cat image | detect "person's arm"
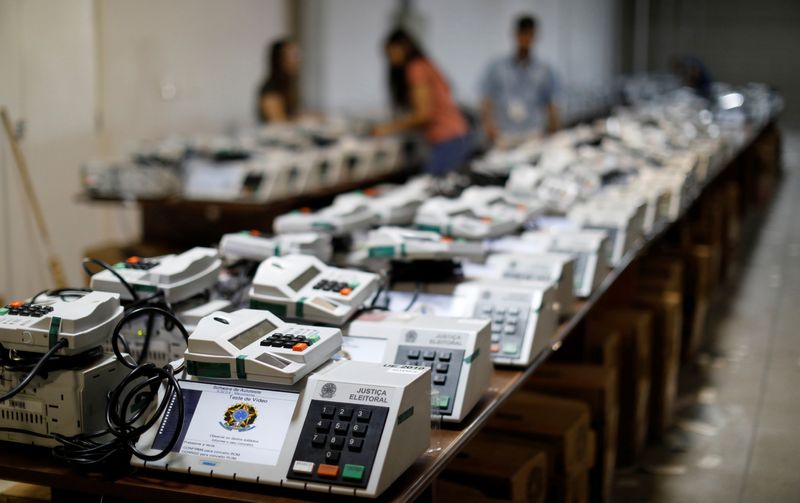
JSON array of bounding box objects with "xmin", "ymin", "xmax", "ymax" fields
[
  {"xmin": 546, "ymin": 101, "xmax": 560, "ymax": 134},
  {"xmin": 480, "ymin": 98, "xmax": 500, "ymax": 143},
  {"xmin": 373, "ymin": 81, "xmax": 433, "ymax": 136},
  {"xmin": 544, "ymin": 66, "xmax": 561, "ymax": 134},
  {"xmin": 261, "ymin": 92, "xmax": 288, "ymax": 123},
  {"xmin": 479, "ymin": 61, "xmax": 500, "ymax": 143}
]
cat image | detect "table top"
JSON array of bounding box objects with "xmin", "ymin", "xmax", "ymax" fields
[{"xmin": 3, "ymin": 123, "xmax": 770, "ymax": 502}]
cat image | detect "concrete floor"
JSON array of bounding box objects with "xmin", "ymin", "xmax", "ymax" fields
[{"xmin": 614, "ymin": 128, "xmax": 800, "ymax": 502}]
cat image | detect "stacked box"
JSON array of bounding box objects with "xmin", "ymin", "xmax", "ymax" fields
[
  {"xmin": 440, "ymin": 434, "xmax": 548, "ymax": 503},
  {"xmin": 435, "ymin": 480, "xmax": 508, "ymax": 502},
  {"xmin": 585, "ymin": 310, "xmax": 651, "ymax": 466},
  {"xmin": 634, "ymin": 291, "xmax": 682, "ymax": 439},
  {"xmin": 524, "ymin": 363, "xmax": 618, "ymax": 503},
  {"xmin": 486, "ymin": 392, "xmax": 591, "ymax": 503}
]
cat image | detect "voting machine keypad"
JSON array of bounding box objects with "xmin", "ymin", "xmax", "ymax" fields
[
  {"xmin": 395, "ymin": 346, "xmax": 464, "ymax": 416},
  {"xmin": 116, "ymin": 257, "xmax": 159, "ymax": 270},
  {"xmin": 0, "ymin": 302, "xmax": 54, "ymax": 318},
  {"xmin": 260, "ymin": 333, "xmax": 319, "ymax": 352},
  {"xmin": 288, "ymin": 400, "xmax": 388, "ymax": 488},
  {"xmin": 474, "ymin": 303, "xmax": 531, "ymax": 359},
  {"xmin": 312, "ymin": 279, "xmax": 359, "ymax": 296}
]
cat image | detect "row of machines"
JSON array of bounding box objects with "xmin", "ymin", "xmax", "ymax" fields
[
  {"xmin": 0, "ymin": 82, "xmax": 777, "ymax": 498},
  {"xmin": 82, "ymin": 120, "xmax": 419, "ymax": 202}
]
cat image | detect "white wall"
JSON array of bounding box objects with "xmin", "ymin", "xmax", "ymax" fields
[
  {"xmin": 0, "ymin": 0, "xmax": 288, "ymax": 299},
  {"xmin": 97, "ymin": 0, "xmax": 288, "ymax": 155},
  {"xmin": 301, "ymin": 0, "xmax": 621, "ymax": 114}
]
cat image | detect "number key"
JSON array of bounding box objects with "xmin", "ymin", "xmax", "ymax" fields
[
  {"xmin": 329, "ymin": 436, "xmax": 345, "ymax": 450},
  {"xmin": 312, "ymin": 433, "xmax": 327, "ymax": 447},
  {"xmin": 348, "ymin": 437, "xmax": 363, "ymax": 452},
  {"xmin": 356, "ymin": 408, "xmax": 372, "ymax": 422},
  {"xmin": 338, "ymin": 407, "xmax": 353, "ymax": 420},
  {"xmin": 334, "ymin": 421, "xmax": 349, "ymax": 434},
  {"xmin": 352, "ymin": 423, "xmax": 368, "ymax": 437}
]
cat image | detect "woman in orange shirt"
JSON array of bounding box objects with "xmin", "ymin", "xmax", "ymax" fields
[{"xmin": 372, "ymin": 29, "xmax": 470, "ymax": 177}]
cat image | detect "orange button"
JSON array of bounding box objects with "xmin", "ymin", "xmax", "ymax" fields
[
  {"xmin": 292, "ymin": 343, "xmax": 309, "ymax": 352},
  {"xmin": 317, "ymin": 464, "xmax": 340, "ymax": 478},
  {"xmin": 440, "ymin": 236, "xmax": 454, "ymax": 243},
  {"xmin": 249, "ymin": 229, "xmax": 261, "ymax": 236},
  {"xmin": 491, "ymin": 343, "xmax": 500, "ymax": 353},
  {"xmin": 364, "ymin": 187, "xmax": 379, "ymax": 197},
  {"xmin": 126, "ymin": 256, "xmax": 140, "ymax": 264},
  {"xmin": 300, "ymin": 207, "xmax": 312, "ymax": 214},
  {"xmin": 339, "ymin": 287, "xmax": 353, "ymax": 296},
  {"xmin": 9, "ymin": 300, "xmax": 23, "ymax": 309},
  {"xmin": 481, "ymin": 217, "xmax": 493, "ymax": 224}
]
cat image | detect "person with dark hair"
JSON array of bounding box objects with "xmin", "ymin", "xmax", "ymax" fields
[
  {"xmin": 673, "ymin": 55, "xmax": 713, "ymax": 101},
  {"xmin": 372, "ymin": 28, "xmax": 469, "ymax": 177},
  {"xmin": 480, "ymin": 14, "xmax": 560, "ymax": 144},
  {"xmin": 257, "ymin": 38, "xmax": 300, "ymax": 123}
]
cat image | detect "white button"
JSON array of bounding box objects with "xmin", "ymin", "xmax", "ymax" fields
[{"xmin": 293, "ymin": 460, "xmax": 315, "ymax": 474}]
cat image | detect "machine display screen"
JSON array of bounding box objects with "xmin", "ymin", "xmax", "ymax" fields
[
  {"xmin": 153, "ymin": 381, "xmax": 299, "ymax": 466},
  {"xmin": 228, "ymin": 319, "xmax": 276, "ymax": 350},
  {"xmin": 288, "ymin": 266, "xmax": 321, "ymax": 291}
]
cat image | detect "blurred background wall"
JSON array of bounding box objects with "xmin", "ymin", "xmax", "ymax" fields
[
  {"xmin": 0, "ymin": 0, "xmax": 286, "ymax": 295},
  {"xmin": 624, "ymin": 0, "xmax": 800, "ymax": 127}
]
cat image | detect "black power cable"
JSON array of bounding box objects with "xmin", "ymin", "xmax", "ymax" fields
[
  {"xmin": 82, "ymin": 257, "xmax": 139, "ymax": 301},
  {"xmin": 48, "ymin": 306, "xmax": 190, "ymax": 466},
  {"xmin": 0, "ymin": 339, "xmax": 68, "ymax": 403}
]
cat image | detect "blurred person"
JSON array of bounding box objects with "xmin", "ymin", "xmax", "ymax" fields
[
  {"xmin": 673, "ymin": 56, "xmax": 713, "ymax": 101},
  {"xmin": 257, "ymin": 38, "xmax": 300, "ymax": 123},
  {"xmin": 372, "ymin": 28, "xmax": 470, "ymax": 178},
  {"xmin": 480, "ymin": 15, "xmax": 560, "ymax": 144}
]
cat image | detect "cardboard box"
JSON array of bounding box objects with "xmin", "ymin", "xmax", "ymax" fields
[
  {"xmin": 586, "ymin": 309, "xmax": 652, "ymax": 466},
  {"xmin": 442, "ymin": 434, "xmax": 548, "ymax": 503},
  {"xmin": 435, "ymin": 480, "xmax": 508, "ymax": 503},
  {"xmin": 639, "ymin": 256, "xmax": 684, "ymax": 295},
  {"xmin": 524, "ymin": 363, "xmax": 619, "ymax": 502},
  {"xmin": 581, "ymin": 330, "xmax": 621, "ymax": 370},
  {"xmin": 525, "ymin": 363, "xmax": 618, "ymax": 431},
  {"xmin": 0, "ymin": 484, "xmax": 50, "ymax": 503},
  {"xmin": 634, "ymin": 291, "xmax": 682, "ymax": 439},
  {"xmin": 550, "ymin": 469, "xmax": 589, "ymax": 503},
  {"xmin": 487, "ymin": 392, "xmax": 591, "ymax": 476}
]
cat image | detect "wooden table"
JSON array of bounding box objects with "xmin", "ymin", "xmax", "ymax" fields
[
  {"xmin": 84, "ymin": 170, "xmax": 412, "ymax": 250},
  {"xmin": 23, "ymin": 122, "xmax": 775, "ymax": 502}
]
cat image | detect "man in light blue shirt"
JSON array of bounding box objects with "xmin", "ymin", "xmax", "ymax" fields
[{"xmin": 480, "ymin": 15, "xmax": 560, "ymax": 144}]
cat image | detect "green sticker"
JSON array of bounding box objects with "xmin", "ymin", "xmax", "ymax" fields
[
  {"xmin": 236, "ymin": 355, "xmax": 247, "ymax": 379},
  {"xmin": 368, "ymin": 246, "xmax": 396, "ymax": 258},
  {"xmin": 48, "ymin": 316, "xmax": 62, "ymax": 349},
  {"xmin": 397, "ymin": 406, "xmax": 414, "ymax": 425}
]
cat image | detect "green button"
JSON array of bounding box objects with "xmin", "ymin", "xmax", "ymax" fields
[
  {"xmin": 112, "ymin": 262, "xmax": 126, "ymax": 269},
  {"xmin": 308, "ymin": 335, "xmax": 320, "ymax": 344},
  {"xmin": 239, "ymin": 230, "xmax": 250, "ymax": 235},
  {"xmin": 432, "ymin": 395, "xmax": 451, "ymax": 409},
  {"xmin": 0, "ymin": 308, "xmax": 7, "ymax": 316},
  {"xmin": 342, "ymin": 464, "xmax": 365, "ymax": 482},
  {"xmin": 502, "ymin": 342, "xmax": 518, "ymax": 355}
]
